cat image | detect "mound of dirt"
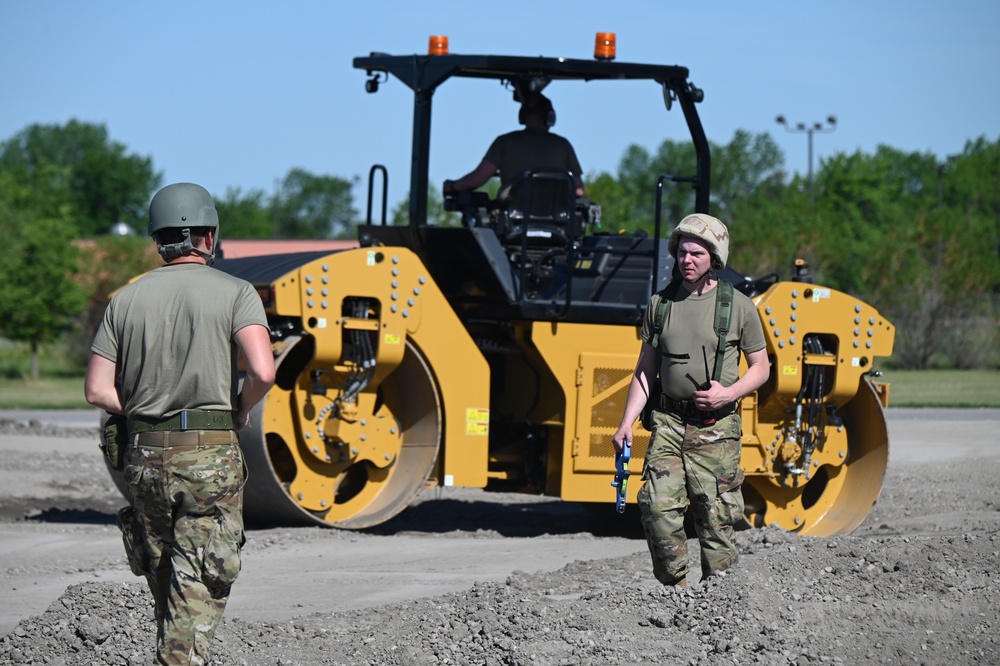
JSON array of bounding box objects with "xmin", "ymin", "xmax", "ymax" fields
[
  {"xmin": 2, "ymin": 527, "xmax": 998, "ymax": 665},
  {"xmin": 1, "ymin": 411, "xmax": 999, "ymax": 665}
]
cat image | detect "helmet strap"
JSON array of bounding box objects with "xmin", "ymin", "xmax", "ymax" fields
[
  {"xmin": 682, "ymin": 268, "xmax": 715, "ymax": 292},
  {"xmin": 190, "ymin": 247, "xmax": 215, "ymax": 266},
  {"xmin": 682, "ymin": 266, "xmax": 709, "ymax": 284},
  {"xmin": 156, "ymin": 228, "xmax": 215, "ymax": 266}
]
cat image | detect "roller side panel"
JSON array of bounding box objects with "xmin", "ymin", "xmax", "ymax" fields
[{"xmin": 225, "ymin": 248, "xmax": 491, "ymax": 528}]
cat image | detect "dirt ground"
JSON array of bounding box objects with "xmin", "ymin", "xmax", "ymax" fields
[{"xmin": 0, "ymin": 408, "xmax": 998, "ymax": 665}]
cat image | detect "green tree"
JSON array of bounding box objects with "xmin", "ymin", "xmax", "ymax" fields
[
  {"xmin": 586, "ymin": 130, "xmax": 782, "ymax": 236},
  {"xmin": 389, "ymin": 185, "xmax": 462, "ymax": 227},
  {"xmin": 274, "ymin": 168, "xmax": 358, "ymax": 239},
  {"xmin": 882, "ymin": 140, "xmax": 1000, "ymax": 369},
  {"xmin": 727, "ymin": 173, "xmax": 816, "ymax": 281},
  {"xmin": 590, "ymin": 143, "xmax": 669, "ymax": 234},
  {"xmin": 215, "ymin": 187, "xmax": 275, "ymax": 239},
  {"xmin": 582, "ymin": 130, "xmax": 999, "ymax": 369},
  {"xmin": 0, "ymin": 120, "xmax": 161, "ymax": 237},
  {"xmin": 70, "ymin": 235, "xmax": 161, "ymax": 368},
  {"xmin": 738, "ymin": 139, "xmax": 999, "ymax": 369},
  {"xmin": 0, "ymin": 194, "xmax": 88, "ymax": 379},
  {"xmin": 711, "ymin": 130, "xmax": 784, "ymax": 220}
]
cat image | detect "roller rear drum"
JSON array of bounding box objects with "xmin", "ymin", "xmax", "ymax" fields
[{"xmin": 241, "ymin": 336, "xmax": 442, "ymax": 529}]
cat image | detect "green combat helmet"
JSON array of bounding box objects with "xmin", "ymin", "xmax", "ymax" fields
[
  {"xmin": 668, "ymin": 213, "xmax": 730, "ymax": 269},
  {"xmin": 148, "ymin": 182, "xmax": 220, "ymax": 265}
]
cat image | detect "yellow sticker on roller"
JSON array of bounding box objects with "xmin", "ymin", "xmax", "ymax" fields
[
  {"xmin": 384, "ymin": 333, "xmax": 401, "ymax": 345},
  {"xmin": 783, "ymin": 365, "xmax": 799, "ymax": 376},
  {"xmin": 465, "ymin": 408, "xmax": 489, "ymax": 436},
  {"xmin": 466, "ymin": 422, "xmax": 489, "ymax": 436},
  {"xmin": 466, "ymin": 408, "xmax": 489, "ymax": 422}
]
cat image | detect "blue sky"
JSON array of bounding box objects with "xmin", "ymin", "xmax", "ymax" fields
[{"xmin": 2, "ymin": 1, "xmax": 997, "ymax": 215}]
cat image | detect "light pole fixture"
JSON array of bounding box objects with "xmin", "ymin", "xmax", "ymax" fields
[{"xmin": 775, "ymin": 114, "xmax": 837, "ymax": 204}]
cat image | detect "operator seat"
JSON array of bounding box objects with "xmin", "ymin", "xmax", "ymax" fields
[
  {"xmin": 493, "ymin": 169, "xmax": 580, "ymax": 299},
  {"xmin": 497, "ymin": 169, "xmax": 578, "ymax": 248}
]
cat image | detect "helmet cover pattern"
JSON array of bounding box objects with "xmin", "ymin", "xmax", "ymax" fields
[{"xmin": 668, "ymin": 213, "xmax": 730, "ymax": 269}]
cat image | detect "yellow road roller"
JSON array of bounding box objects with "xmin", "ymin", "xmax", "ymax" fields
[{"xmin": 206, "ymin": 37, "xmax": 895, "ymax": 534}]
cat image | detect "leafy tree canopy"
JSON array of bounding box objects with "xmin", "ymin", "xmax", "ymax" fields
[
  {"xmin": 586, "ymin": 130, "xmax": 783, "ymax": 235},
  {"xmin": 0, "ymin": 120, "xmax": 160, "ymax": 237},
  {"xmin": 274, "ymin": 168, "xmax": 358, "ymax": 239},
  {"xmin": 390, "ymin": 186, "xmax": 462, "ymax": 228},
  {"xmin": 215, "ymin": 170, "xmax": 360, "ymax": 240},
  {"xmin": 0, "ymin": 177, "xmax": 88, "ymax": 377},
  {"xmin": 215, "ymin": 187, "xmax": 274, "ymax": 239}
]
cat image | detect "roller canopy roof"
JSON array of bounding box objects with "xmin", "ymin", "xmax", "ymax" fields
[{"xmin": 353, "ymin": 52, "xmax": 693, "ymax": 92}]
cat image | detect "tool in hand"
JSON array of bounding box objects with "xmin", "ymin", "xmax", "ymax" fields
[{"xmin": 611, "ymin": 443, "xmax": 631, "ymax": 513}]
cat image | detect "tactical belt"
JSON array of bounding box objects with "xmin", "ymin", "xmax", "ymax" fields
[
  {"xmin": 128, "ymin": 410, "xmax": 236, "ymax": 434},
  {"xmin": 134, "ymin": 430, "xmax": 236, "ymax": 448},
  {"xmin": 658, "ymin": 395, "xmax": 736, "ymax": 422}
]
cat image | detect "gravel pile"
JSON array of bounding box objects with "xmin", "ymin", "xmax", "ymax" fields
[
  {"xmin": 3, "ymin": 526, "xmax": 998, "ymax": 665},
  {"xmin": 3, "ymin": 414, "xmax": 999, "ymax": 665},
  {"xmin": 0, "ymin": 418, "xmax": 98, "ymax": 441}
]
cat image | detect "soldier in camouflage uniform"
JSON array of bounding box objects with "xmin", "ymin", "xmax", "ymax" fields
[
  {"xmin": 85, "ymin": 182, "xmax": 275, "ymax": 664},
  {"xmin": 611, "ymin": 214, "xmax": 769, "ymax": 587}
]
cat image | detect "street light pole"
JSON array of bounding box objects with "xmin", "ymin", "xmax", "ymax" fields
[{"xmin": 775, "ymin": 114, "xmax": 837, "ymax": 205}]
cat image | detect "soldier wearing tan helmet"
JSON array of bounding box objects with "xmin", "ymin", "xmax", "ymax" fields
[
  {"xmin": 611, "ymin": 213, "xmax": 770, "ymax": 587},
  {"xmin": 85, "ymin": 182, "xmax": 275, "ymax": 663}
]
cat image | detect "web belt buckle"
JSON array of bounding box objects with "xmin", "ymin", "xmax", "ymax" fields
[{"xmin": 697, "ymin": 403, "xmax": 737, "ymax": 426}]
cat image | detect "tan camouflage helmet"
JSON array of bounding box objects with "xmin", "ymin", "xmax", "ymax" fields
[{"xmin": 668, "ymin": 213, "xmax": 730, "ymax": 269}]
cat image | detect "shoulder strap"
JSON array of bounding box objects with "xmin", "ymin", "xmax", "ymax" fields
[
  {"xmin": 652, "ymin": 279, "xmax": 733, "ymax": 383},
  {"xmin": 651, "ymin": 280, "xmax": 681, "ymax": 353},
  {"xmin": 712, "ymin": 280, "xmax": 734, "ymax": 382}
]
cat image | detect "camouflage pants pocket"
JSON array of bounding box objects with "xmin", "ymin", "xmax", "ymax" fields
[
  {"xmin": 100, "ymin": 413, "xmax": 128, "ymax": 471},
  {"xmin": 714, "ymin": 468, "xmax": 746, "ymax": 527},
  {"xmin": 115, "ymin": 506, "xmax": 149, "ymax": 577},
  {"xmin": 200, "ymin": 512, "xmax": 244, "ymax": 593}
]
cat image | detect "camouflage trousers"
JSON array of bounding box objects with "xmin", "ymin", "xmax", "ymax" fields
[
  {"xmin": 116, "ymin": 430, "xmax": 246, "ymax": 665},
  {"xmin": 636, "ymin": 409, "xmax": 745, "ymax": 585}
]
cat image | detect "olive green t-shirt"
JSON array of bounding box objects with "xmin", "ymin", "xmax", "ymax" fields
[
  {"xmin": 484, "ymin": 128, "xmax": 583, "ymax": 189},
  {"xmin": 640, "ymin": 283, "xmax": 766, "ymax": 400},
  {"xmin": 91, "ymin": 263, "xmax": 268, "ymax": 420}
]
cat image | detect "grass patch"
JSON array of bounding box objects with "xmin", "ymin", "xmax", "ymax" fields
[
  {"xmin": 0, "ymin": 377, "xmax": 89, "ymax": 409},
  {"xmin": 877, "ymin": 369, "xmax": 1000, "ymax": 408},
  {"xmin": 0, "ymin": 339, "xmax": 85, "ymax": 380}
]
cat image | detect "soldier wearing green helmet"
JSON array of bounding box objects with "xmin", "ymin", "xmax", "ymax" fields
[
  {"xmin": 85, "ymin": 182, "xmax": 275, "ymax": 663},
  {"xmin": 612, "ymin": 213, "xmax": 770, "ymax": 587},
  {"xmin": 147, "ymin": 181, "xmax": 221, "ymax": 262}
]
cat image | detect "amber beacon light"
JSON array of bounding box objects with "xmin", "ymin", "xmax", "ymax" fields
[
  {"xmin": 428, "ymin": 35, "xmax": 449, "ymax": 56},
  {"xmin": 594, "ymin": 32, "xmax": 616, "ymax": 60}
]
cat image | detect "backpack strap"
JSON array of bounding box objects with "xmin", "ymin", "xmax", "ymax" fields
[
  {"xmin": 650, "ymin": 280, "xmax": 681, "ymax": 354},
  {"xmin": 652, "ymin": 279, "xmax": 734, "ymax": 383},
  {"xmin": 711, "ymin": 280, "xmax": 734, "ymax": 382}
]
